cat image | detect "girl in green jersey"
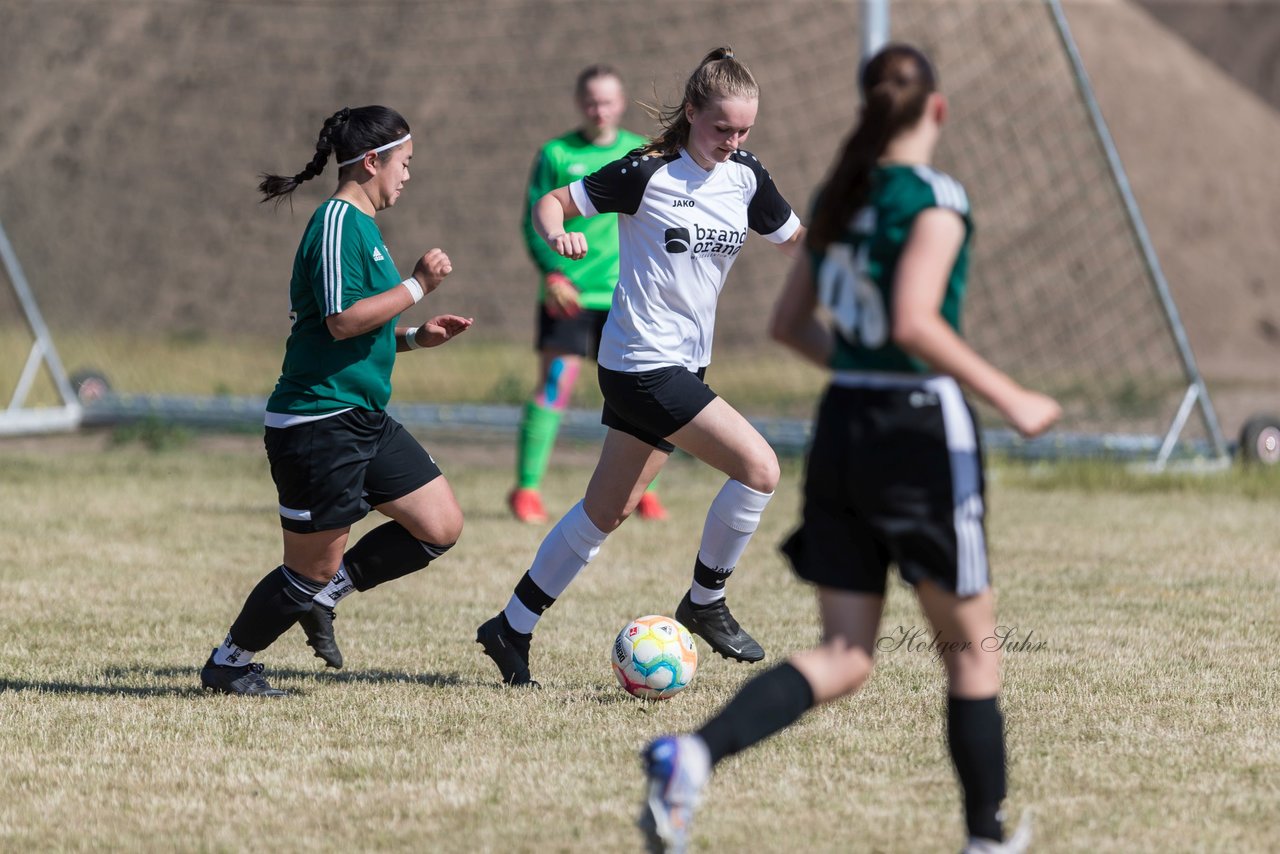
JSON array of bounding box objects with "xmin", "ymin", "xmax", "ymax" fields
[
  {"xmin": 639, "ymin": 45, "xmax": 1060, "ymax": 854},
  {"xmin": 200, "ymin": 106, "xmax": 473, "ymax": 696},
  {"xmin": 510, "ymin": 65, "xmax": 667, "ymax": 524}
]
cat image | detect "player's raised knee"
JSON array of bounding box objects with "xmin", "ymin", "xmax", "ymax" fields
[{"xmin": 741, "ymin": 452, "xmax": 780, "ymax": 494}]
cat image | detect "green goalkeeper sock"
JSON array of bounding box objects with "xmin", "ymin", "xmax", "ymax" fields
[{"xmin": 517, "ymin": 401, "xmax": 563, "ymax": 490}]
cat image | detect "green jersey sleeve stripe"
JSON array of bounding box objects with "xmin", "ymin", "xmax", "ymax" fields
[
  {"xmin": 912, "ymin": 165, "xmax": 970, "ymax": 214},
  {"xmin": 321, "ymin": 202, "xmax": 332, "ymax": 313},
  {"xmin": 322, "ymin": 200, "xmax": 349, "ymax": 316},
  {"xmin": 323, "ymin": 201, "xmax": 335, "ymax": 314}
]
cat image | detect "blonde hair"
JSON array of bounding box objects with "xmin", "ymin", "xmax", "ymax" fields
[{"xmin": 641, "ymin": 47, "xmax": 758, "ymax": 157}]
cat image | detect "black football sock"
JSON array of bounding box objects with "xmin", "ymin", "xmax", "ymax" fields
[
  {"xmin": 502, "ymin": 572, "xmax": 555, "ymax": 636},
  {"xmin": 689, "ymin": 556, "xmax": 733, "ymax": 607},
  {"xmin": 226, "ymin": 565, "xmax": 324, "ymax": 653},
  {"xmin": 947, "ymin": 695, "xmax": 1008, "ymax": 842},
  {"xmin": 498, "ymin": 611, "xmax": 531, "ymax": 656},
  {"xmin": 696, "ymin": 662, "xmax": 816, "ymax": 766},
  {"xmin": 343, "ymin": 521, "xmax": 453, "ymax": 592}
]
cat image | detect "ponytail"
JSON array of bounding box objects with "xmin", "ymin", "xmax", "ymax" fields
[
  {"xmin": 807, "ymin": 44, "xmax": 937, "ymax": 251},
  {"xmin": 641, "ymin": 46, "xmax": 758, "ymax": 158},
  {"xmin": 258, "ymin": 105, "xmax": 410, "ymax": 206},
  {"xmin": 257, "ymin": 107, "xmax": 349, "ymax": 205}
]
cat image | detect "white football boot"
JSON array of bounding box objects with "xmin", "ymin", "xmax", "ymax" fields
[
  {"xmin": 962, "ymin": 808, "xmax": 1034, "ymax": 854},
  {"xmin": 638, "ymin": 734, "xmax": 712, "ymax": 854}
]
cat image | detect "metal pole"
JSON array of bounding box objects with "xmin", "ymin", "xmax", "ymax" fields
[
  {"xmin": 8, "ymin": 341, "xmax": 45, "ymax": 411},
  {"xmin": 1154, "ymin": 384, "xmax": 1200, "ymax": 471},
  {"xmin": 0, "ymin": 219, "xmax": 82, "ymax": 425},
  {"xmin": 1047, "ymin": 0, "xmax": 1229, "ymax": 462},
  {"xmin": 861, "ymin": 0, "xmax": 890, "ymax": 70}
]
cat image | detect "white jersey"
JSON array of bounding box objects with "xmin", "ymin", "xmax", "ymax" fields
[{"xmin": 569, "ymin": 147, "xmax": 800, "ymax": 372}]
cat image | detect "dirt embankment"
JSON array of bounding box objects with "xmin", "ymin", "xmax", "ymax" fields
[
  {"xmin": 0, "ymin": 0, "xmax": 1276, "ymax": 435},
  {"xmin": 1069, "ymin": 0, "xmax": 1280, "ymax": 434},
  {"xmin": 1136, "ymin": 0, "xmax": 1280, "ymax": 110}
]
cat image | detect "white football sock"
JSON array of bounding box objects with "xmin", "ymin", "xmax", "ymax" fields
[
  {"xmin": 690, "ymin": 479, "xmax": 773, "ymax": 605},
  {"xmin": 212, "ymin": 633, "xmax": 255, "ymax": 667},
  {"xmin": 313, "ymin": 563, "xmax": 355, "ymax": 609},
  {"xmin": 503, "ymin": 501, "xmax": 608, "ymax": 634}
]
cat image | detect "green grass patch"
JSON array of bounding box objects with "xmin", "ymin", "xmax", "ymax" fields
[{"xmin": 109, "ymin": 417, "xmax": 195, "ymax": 452}]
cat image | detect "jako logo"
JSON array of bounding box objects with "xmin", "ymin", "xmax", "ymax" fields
[{"xmin": 664, "ymin": 227, "xmax": 691, "ymax": 253}]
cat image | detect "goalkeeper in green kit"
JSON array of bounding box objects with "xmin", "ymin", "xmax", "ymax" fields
[{"xmin": 509, "ymin": 64, "xmax": 667, "ymax": 523}]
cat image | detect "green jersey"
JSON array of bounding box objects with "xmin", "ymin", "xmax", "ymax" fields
[
  {"xmin": 811, "ymin": 164, "xmax": 973, "ymax": 373},
  {"xmin": 267, "ymin": 199, "xmax": 402, "ymax": 415},
  {"xmin": 522, "ymin": 128, "xmax": 648, "ymax": 311}
]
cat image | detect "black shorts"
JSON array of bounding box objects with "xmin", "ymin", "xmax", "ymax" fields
[
  {"xmin": 264, "ymin": 410, "xmax": 442, "ymax": 534},
  {"xmin": 536, "ymin": 304, "xmax": 610, "ymax": 358},
  {"xmin": 781, "ymin": 374, "xmax": 989, "ymax": 597},
  {"xmin": 597, "ymin": 364, "xmax": 717, "ymax": 453}
]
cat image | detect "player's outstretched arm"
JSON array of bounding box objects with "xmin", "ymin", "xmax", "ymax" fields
[
  {"xmin": 893, "ymin": 209, "xmax": 1061, "ymax": 439},
  {"xmin": 769, "ymin": 254, "xmax": 833, "ymax": 369},
  {"xmin": 532, "ymin": 187, "xmax": 589, "ymax": 260}
]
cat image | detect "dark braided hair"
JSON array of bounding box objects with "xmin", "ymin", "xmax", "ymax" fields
[
  {"xmin": 258, "ymin": 105, "xmax": 411, "ymax": 206},
  {"xmin": 640, "ymin": 47, "xmax": 758, "ymax": 158},
  {"xmin": 807, "ymin": 45, "xmax": 937, "ymax": 250}
]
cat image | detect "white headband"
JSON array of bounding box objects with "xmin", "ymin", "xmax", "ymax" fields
[{"xmin": 336, "ymin": 133, "xmax": 412, "ymax": 168}]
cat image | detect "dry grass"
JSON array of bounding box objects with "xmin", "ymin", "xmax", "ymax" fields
[{"xmin": 1, "ymin": 435, "xmax": 1277, "ymax": 852}]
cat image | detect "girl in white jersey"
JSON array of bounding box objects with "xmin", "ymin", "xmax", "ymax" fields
[{"xmin": 477, "ymin": 47, "xmax": 805, "ymax": 687}]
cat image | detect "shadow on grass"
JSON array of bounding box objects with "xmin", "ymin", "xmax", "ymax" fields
[
  {"xmin": 0, "ymin": 665, "xmax": 468, "ymax": 698},
  {"xmin": 0, "ymin": 678, "xmax": 203, "ymax": 698}
]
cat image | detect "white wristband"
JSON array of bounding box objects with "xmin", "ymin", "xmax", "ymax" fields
[
  {"xmin": 402, "ymin": 277, "xmax": 425, "ymax": 304},
  {"xmin": 404, "ymin": 327, "xmax": 422, "ymax": 350}
]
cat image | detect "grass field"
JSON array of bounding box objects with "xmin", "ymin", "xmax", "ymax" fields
[{"xmin": 1, "ymin": 433, "xmax": 1277, "ymax": 852}]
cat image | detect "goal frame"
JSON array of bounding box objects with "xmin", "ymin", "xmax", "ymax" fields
[
  {"xmin": 859, "ymin": 0, "xmax": 1229, "ymax": 469},
  {"xmin": 0, "ymin": 219, "xmax": 82, "ymax": 436}
]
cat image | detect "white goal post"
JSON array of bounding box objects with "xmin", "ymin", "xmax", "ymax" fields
[{"xmin": 0, "ymin": 219, "xmax": 82, "ymax": 436}]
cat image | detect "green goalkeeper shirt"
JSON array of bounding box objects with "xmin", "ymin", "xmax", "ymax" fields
[
  {"xmin": 811, "ymin": 164, "xmax": 974, "ymax": 374},
  {"xmin": 267, "ymin": 199, "xmax": 402, "ymax": 415},
  {"xmin": 522, "ymin": 128, "xmax": 648, "ymax": 311}
]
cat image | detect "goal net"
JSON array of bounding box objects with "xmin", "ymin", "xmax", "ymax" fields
[{"xmin": 1, "ymin": 0, "xmax": 1224, "ymax": 460}]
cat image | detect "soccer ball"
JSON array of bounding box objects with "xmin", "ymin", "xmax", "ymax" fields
[{"xmin": 611, "ymin": 615, "xmax": 698, "ymax": 700}]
